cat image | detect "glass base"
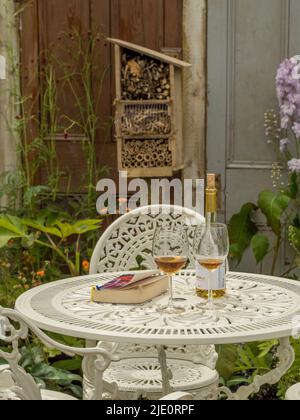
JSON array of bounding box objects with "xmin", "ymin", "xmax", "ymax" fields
[
  {"xmin": 158, "ymin": 304, "xmax": 185, "ymax": 315},
  {"xmin": 196, "ymin": 299, "xmax": 225, "ymax": 311},
  {"xmin": 173, "ymin": 297, "xmax": 187, "ymax": 302}
]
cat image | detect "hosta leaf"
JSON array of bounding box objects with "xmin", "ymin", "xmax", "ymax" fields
[
  {"xmin": 251, "ymin": 233, "xmax": 270, "ymax": 265},
  {"xmin": 52, "ymin": 358, "xmax": 82, "ymax": 372},
  {"xmin": 30, "ymin": 346, "xmax": 45, "ymax": 365},
  {"xmin": 67, "ymin": 384, "xmax": 82, "ymax": 399},
  {"xmin": 31, "ymin": 363, "xmax": 82, "ymax": 384},
  {"xmin": 258, "ymin": 190, "xmax": 290, "ymax": 235},
  {"xmin": 216, "ymin": 345, "xmax": 238, "ymax": 380},
  {"xmin": 228, "ymin": 203, "xmax": 258, "ymax": 264}
]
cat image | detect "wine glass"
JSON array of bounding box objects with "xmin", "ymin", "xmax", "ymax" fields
[
  {"xmin": 194, "ymin": 223, "xmax": 229, "ymax": 309},
  {"xmin": 153, "ymin": 223, "xmax": 189, "ymax": 314}
]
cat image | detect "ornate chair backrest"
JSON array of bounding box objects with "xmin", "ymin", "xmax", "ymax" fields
[
  {"xmin": 0, "ymin": 308, "xmax": 42, "ymax": 400},
  {"xmin": 90, "ymin": 205, "xmax": 204, "ymax": 274},
  {"xmin": 0, "ymin": 307, "xmax": 112, "ymax": 400}
]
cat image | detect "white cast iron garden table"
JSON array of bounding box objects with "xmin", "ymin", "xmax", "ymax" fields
[{"xmin": 15, "ymin": 271, "xmax": 300, "ymax": 400}]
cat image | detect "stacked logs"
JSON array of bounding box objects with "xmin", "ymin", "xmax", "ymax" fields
[
  {"xmin": 122, "ymin": 139, "xmax": 172, "ymax": 169},
  {"xmin": 121, "ymin": 50, "xmax": 171, "ymax": 100}
]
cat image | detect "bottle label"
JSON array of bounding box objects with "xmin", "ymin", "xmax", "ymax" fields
[{"xmin": 196, "ymin": 261, "xmax": 227, "ymax": 290}]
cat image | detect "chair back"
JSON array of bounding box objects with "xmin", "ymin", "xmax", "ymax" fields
[
  {"xmin": 90, "ymin": 205, "xmax": 204, "ymax": 274},
  {"xmin": 0, "ymin": 308, "xmax": 43, "ymax": 400}
]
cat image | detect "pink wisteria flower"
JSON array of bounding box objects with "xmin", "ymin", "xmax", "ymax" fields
[
  {"xmin": 280, "ymin": 138, "xmax": 290, "ymax": 153},
  {"xmin": 292, "ymin": 122, "xmax": 300, "ymax": 138},
  {"xmin": 288, "ymin": 159, "xmax": 300, "ymax": 173},
  {"xmin": 276, "ymin": 57, "xmax": 300, "ymax": 130}
]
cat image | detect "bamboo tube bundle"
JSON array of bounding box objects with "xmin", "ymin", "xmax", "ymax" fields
[{"xmin": 122, "ymin": 139, "xmax": 172, "ymax": 169}]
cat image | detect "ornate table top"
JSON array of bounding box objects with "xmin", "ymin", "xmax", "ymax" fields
[{"xmin": 15, "ymin": 271, "xmax": 300, "ymax": 345}]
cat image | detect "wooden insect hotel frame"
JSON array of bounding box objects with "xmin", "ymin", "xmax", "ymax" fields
[{"xmin": 108, "ymin": 38, "xmax": 191, "ymax": 178}]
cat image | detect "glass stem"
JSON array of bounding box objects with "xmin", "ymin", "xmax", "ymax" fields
[
  {"xmin": 208, "ymin": 271, "xmax": 213, "ymax": 308},
  {"xmin": 168, "ymin": 275, "xmax": 174, "ymax": 308}
]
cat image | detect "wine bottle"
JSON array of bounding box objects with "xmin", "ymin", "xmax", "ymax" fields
[{"xmin": 196, "ymin": 174, "xmax": 227, "ymax": 298}]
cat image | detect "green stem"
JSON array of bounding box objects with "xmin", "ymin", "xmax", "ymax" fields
[
  {"xmin": 271, "ymin": 235, "xmax": 281, "ymax": 276},
  {"xmin": 75, "ymin": 235, "xmax": 81, "ymax": 275},
  {"xmin": 281, "ymin": 265, "xmax": 297, "ymax": 278},
  {"xmin": 296, "ymin": 137, "xmax": 300, "ymax": 159},
  {"xmin": 35, "ymin": 238, "xmax": 77, "ymax": 276}
]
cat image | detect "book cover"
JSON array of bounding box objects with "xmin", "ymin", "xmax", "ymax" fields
[{"xmin": 91, "ymin": 271, "xmax": 169, "ymax": 304}]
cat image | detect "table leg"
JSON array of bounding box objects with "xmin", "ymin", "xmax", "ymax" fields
[
  {"xmin": 82, "ymin": 340, "xmax": 97, "ymax": 400},
  {"xmin": 219, "ymin": 337, "xmax": 295, "ymax": 400},
  {"xmin": 82, "ymin": 340, "xmax": 119, "ymax": 400},
  {"xmin": 157, "ymin": 346, "xmax": 173, "ymax": 396}
]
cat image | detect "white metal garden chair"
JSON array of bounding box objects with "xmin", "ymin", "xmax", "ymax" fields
[
  {"xmin": 89, "ymin": 205, "xmax": 219, "ymax": 400},
  {"xmin": 286, "ymin": 384, "xmax": 300, "ymax": 400},
  {"xmin": 0, "ymin": 306, "xmax": 113, "ymax": 401},
  {"xmin": 160, "ymin": 391, "xmax": 194, "ymax": 400}
]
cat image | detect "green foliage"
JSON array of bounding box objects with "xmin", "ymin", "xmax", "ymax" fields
[
  {"xmin": 130, "ymin": 255, "xmax": 148, "ymax": 271},
  {"xmin": 0, "ymin": 268, "xmax": 28, "ymax": 308},
  {"xmin": 289, "ymin": 172, "xmax": 299, "ymax": 199},
  {"xmin": 0, "ymin": 333, "xmax": 84, "ymax": 399},
  {"xmin": 217, "ymin": 341, "xmax": 275, "ymax": 384},
  {"xmin": 218, "ymin": 341, "xmax": 274, "ymax": 394},
  {"xmin": 234, "ymin": 342, "xmax": 275, "ymax": 374},
  {"xmin": 218, "ymin": 339, "xmax": 300, "ymax": 400},
  {"xmin": 0, "ymin": 213, "xmax": 102, "ymax": 278},
  {"xmin": 22, "ymin": 218, "xmax": 102, "ymax": 239},
  {"xmin": 251, "ymin": 233, "xmax": 270, "ymax": 265},
  {"xmin": 23, "ymin": 186, "xmax": 51, "ymax": 210},
  {"xmin": 224, "ymin": 65, "xmax": 300, "ymax": 399},
  {"xmin": 229, "ymin": 191, "xmax": 292, "ymax": 275},
  {"xmin": 0, "ymin": 17, "xmax": 111, "ymax": 399},
  {"xmin": 0, "ymin": 215, "xmax": 29, "ymax": 247},
  {"xmin": 289, "ymin": 225, "xmax": 300, "ymax": 255},
  {"xmin": 216, "ymin": 345, "xmax": 238, "ymax": 380},
  {"xmin": 228, "ymin": 203, "xmax": 258, "ymax": 265},
  {"xmin": 18, "ymin": 343, "xmax": 83, "ymax": 398},
  {"xmin": 258, "ymin": 191, "xmax": 290, "ymax": 236},
  {"xmin": 277, "ymin": 339, "xmax": 300, "ymax": 399}
]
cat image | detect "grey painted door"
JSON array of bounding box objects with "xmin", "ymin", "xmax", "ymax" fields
[{"xmin": 207, "ymin": 0, "xmax": 300, "ymax": 273}]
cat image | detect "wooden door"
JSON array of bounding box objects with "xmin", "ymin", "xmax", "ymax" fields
[
  {"xmin": 20, "ymin": 0, "xmax": 183, "ymax": 190},
  {"xmin": 207, "ymin": 0, "xmax": 300, "ymax": 274}
]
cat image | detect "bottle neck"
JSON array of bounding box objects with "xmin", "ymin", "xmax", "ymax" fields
[{"xmin": 205, "ymin": 188, "xmax": 217, "ymax": 223}]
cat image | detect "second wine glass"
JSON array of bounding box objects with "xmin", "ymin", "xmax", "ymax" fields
[
  {"xmin": 194, "ymin": 223, "xmax": 229, "ymax": 309},
  {"xmin": 153, "ymin": 223, "xmax": 189, "ymax": 314}
]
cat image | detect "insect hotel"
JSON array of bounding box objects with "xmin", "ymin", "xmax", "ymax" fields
[{"xmin": 108, "ymin": 38, "xmax": 191, "ymax": 177}]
